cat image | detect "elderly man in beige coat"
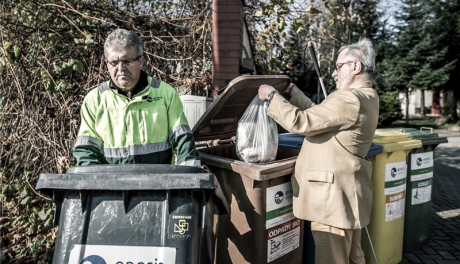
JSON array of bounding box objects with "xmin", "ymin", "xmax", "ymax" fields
[{"xmin": 259, "ymin": 38, "xmax": 379, "ymax": 264}]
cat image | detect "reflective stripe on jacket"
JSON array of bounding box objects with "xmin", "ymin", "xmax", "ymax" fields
[{"xmin": 73, "ymin": 76, "xmax": 200, "ymax": 166}]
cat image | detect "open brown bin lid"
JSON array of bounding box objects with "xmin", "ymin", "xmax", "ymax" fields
[
  {"xmin": 192, "ymin": 75, "xmax": 291, "ymax": 141},
  {"xmin": 193, "ymin": 75, "xmax": 297, "ymax": 181}
]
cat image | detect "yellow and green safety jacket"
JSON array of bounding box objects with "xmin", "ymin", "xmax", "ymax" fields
[{"xmin": 73, "ymin": 75, "xmax": 200, "ymax": 166}]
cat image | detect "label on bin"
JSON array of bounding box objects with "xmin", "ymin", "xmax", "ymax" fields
[
  {"xmin": 169, "ymin": 214, "xmax": 193, "ymax": 240},
  {"xmin": 410, "ymin": 152, "xmax": 434, "ymax": 205},
  {"xmin": 266, "ymin": 182, "xmax": 295, "ymax": 229},
  {"xmin": 68, "ymin": 244, "xmax": 176, "ymax": 264},
  {"xmin": 267, "ymin": 218, "xmax": 301, "ymax": 263},
  {"xmin": 384, "ymin": 161, "xmax": 407, "ymax": 221}
]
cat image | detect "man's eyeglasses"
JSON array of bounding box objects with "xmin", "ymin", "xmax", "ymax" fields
[
  {"xmin": 106, "ymin": 56, "xmax": 142, "ymax": 67},
  {"xmin": 334, "ymin": 61, "xmax": 355, "ymax": 72}
]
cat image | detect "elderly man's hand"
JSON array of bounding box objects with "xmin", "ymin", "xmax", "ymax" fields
[{"xmin": 258, "ymin": 84, "xmax": 276, "ymax": 101}]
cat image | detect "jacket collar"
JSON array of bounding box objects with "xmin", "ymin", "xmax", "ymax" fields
[
  {"xmin": 109, "ymin": 70, "xmax": 149, "ymax": 98},
  {"xmin": 347, "ymin": 81, "xmax": 373, "ymax": 89}
]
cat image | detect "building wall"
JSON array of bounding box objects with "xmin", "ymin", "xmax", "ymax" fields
[{"xmin": 399, "ymin": 90, "xmax": 451, "ymax": 116}]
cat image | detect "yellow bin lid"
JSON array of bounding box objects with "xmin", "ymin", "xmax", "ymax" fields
[{"xmin": 373, "ymin": 129, "xmax": 422, "ymax": 153}]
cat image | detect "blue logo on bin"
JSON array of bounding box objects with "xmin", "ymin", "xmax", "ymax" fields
[
  {"xmin": 274, "ymin": 191, "xmax": 284, "ymax": 204},
  {"xmin": 80, "ymin": 255, "xmax": 107, "ymax": 264},
  {"xmin": 391, "ymin": 167, "xmax": 397, "ymax": 177},
  {"xmin": 416, "ymin": 157, "xmax": 423, "ymax": 166}
]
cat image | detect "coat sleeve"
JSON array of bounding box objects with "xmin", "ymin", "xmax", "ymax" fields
[
  {"xmin": 166, "ymin": 87, "xmax": 201, "ymax": 167},
  {"xmin": 289, "ymin": 91, "xmax": 315, "ymax": 110},
  {"xmin": 267, "ymin": 89, "xmax": 360, "ymax": 137},
  {"xmin": 72, "ymin": 93, "xmax": 106, "ymax": 166}
]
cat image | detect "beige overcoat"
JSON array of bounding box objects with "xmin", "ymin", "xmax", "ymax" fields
[{"xmin": 267, "ymin": 81, "xmax": 379, "ymax": 229}]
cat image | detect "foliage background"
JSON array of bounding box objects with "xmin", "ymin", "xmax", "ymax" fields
[
  {"xmin": 1, "ymin": 1, "xmax": 212, "ymax": 262},
  {"xmin": 244, "ymin": 0, "xmax": 459, "ymax": 125}
]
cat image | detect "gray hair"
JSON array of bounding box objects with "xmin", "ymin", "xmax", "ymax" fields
[
  {"xmin": 338, "ymin": 38, "xmax": 375, "ymax": 73},
  {"xmin": 104, "ymin": 29, "xmax": 143, "ymax": 58}
]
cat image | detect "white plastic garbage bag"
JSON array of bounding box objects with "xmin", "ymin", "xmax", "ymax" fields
[{"xmin": 236, "ymin": 96, "xmax": 278, "ymax": 163}]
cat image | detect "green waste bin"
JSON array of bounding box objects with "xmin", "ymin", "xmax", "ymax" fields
[
  {"xmin": 193, "ymin": 75, "xmax": 305, "ymax": 264},
  {"xmin": 389, "ymin": 127, "xmax": 448, "ymax": 251},
  {"xmin": 363, "ymin": 130, "xmax": 422, "ymax": 264}
]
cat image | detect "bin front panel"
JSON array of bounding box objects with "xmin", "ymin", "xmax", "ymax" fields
[
  {"xmin": 364, "ymin": 150, "xmax": 410, "ymax": 264},
  {"xmin": 401, "ymin": 132, "xmax": 447, "ymax": 251},
  {"xmin": 52, "ymin": 190, "xmax": 210, "ymax": 264},
  {"xmin": 403, "ymin": 144, "xmax": 437, "ymax": 251},
  {"xmin": 207, "ymin": 165, "xmax": 303, "ymax": 264}
]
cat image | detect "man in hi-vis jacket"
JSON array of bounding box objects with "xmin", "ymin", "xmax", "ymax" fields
[
  {"xmin": 73, "ymin": 29, "xmax": 200, "ymax": 166},
  {"xmin": 258, "ymin": 38, "xmax": 379, "ymax": 264}
]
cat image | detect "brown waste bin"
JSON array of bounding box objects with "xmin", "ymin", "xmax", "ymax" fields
[{"xmin": 193, "ymin": 75, "xmax": 304, "ymax": 264}]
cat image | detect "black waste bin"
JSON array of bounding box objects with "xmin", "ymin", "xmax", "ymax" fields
[
  {"xmin": 278, "ymin": 133, "xmax": 383, "ymax": 264},
  {"xmin": 36, "ymin": 164, "xmax": 228, "ymax": 264},
  {"xmin": 389, "ymin": 127, "xmax": 448, "ymax": 251}
]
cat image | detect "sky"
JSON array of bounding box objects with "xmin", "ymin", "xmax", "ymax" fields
[{"xmin": 379, "ymin": 0, "xmax": 403, "ymax": 28}]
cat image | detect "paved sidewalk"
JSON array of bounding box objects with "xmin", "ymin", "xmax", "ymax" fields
[{"xmin": 401, "ymin": 132, "xmax": 460, "ymax": 264}]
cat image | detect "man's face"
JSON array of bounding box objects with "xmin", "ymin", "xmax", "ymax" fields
[
  {"xmin": 332, "ymin": 49, "xmax": 355, "ymax": 90},
  {"xmin": 106, "ymin": 45, "xmax": 144, "ymax": 92}
]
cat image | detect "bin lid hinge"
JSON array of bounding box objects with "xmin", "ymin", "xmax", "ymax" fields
[
  {"xmin": 123, "ymin": 191, "xmax": 131, "ymax": 214},
  {"xmin": 52, "ymin": 192, "xmax": 63, "ymax": 226},
  {"xmin": 80, "ymin": 191, "xmax": 89, "ymax": 214},
  {"xmin": 252, "ymin": 179, "xmax": 263, "ymax": 189}
]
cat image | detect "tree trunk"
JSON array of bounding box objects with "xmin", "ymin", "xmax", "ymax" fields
[
  {"xmin": 406, "ymin": 89, "xmax": 410, "ymax": 124},
  {"xmin": 432, "ymin": 91, "xmax": 441, "ymax": 116},
  {"xmin": 421, "ymin": 90, "xmax": 425, "ymax": 116},
  {"xmin": 451, "ymin": 90, "xmax": 459, "ymax": 122}
]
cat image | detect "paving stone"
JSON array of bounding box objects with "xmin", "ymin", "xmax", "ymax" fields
[
  {"xmin": 423, "ymin": 247, "xmax": 437, "ymax": 255},
  {"xmin": 431, "ymin": 237, "xmax": 452, "ymax": 241},
  {"xmin": 435, "ymin": 241, "xmax": 451, "ymax": 247},
  {"xmin": 433, "ymin": 230, "xmax": 448, "ymax": 236},
  {"xmin": 433, "ymin": 260, "xmax": 460, "ymax": 264},
  {"xmin": 406, "ymin": 254, "xmax": 423, "ymax": 263},
  {"xmin": 438, "ymin": 251, "xmax": 457, "ymax": 260},
  {"xmin": 417, "ymin": 255, "xmax": 444, "ymax": 260},
  {"xmin": 431, "ymin": 246, "xmax": 457, "ymax": 251},
  {"xmin": 429, "ymin": 241, "xmax": 440, "ymax": 246},
  {"xmin": 448, "ymin": 234, "xmax": 460, "ymax": 240}
]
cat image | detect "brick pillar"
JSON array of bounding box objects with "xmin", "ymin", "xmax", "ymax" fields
[{"xmin": 211, "ymin": 0, "xmax": 243, "ymax": 98}]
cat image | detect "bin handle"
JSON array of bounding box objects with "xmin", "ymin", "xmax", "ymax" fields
[{"xmin": 420, "ymin": 127, "xmax": 433, "ymax": 134}]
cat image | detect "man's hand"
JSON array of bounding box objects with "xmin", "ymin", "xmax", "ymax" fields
[{"xmin": 258, "ymin": 84, "xmax": 276, "ymax": 101}]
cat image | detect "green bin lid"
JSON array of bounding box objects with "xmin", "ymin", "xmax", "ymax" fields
[
  {"xmin": 387, "ymin": 127, "xmax": 448, "ymax": 146},
  {"xmin": 373, "ymin": 129, "xmax": 422, "ymax": 153}
]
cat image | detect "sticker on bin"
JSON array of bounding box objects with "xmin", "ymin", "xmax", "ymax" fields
[
  {"xmin": 68, "ymin": 244, "xmax": 176, "ymax": 264},
  {"xmin": 266, "ymin": 182, "xmax": 294, "ymax": 229},
  {"xmin": 410, "ymin": 152, "xmax": 434, "ymax": 205},
  {"xmin": 169, "ymin": 214, "xmax": 193, "ymax": 240},
  {"xmin": 267, "ymin": 218, "xmax": 301, "ymax": 263},
  {"xmin": 385, "ymin": 161, "xmax": 407, "ymax": 221}
]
